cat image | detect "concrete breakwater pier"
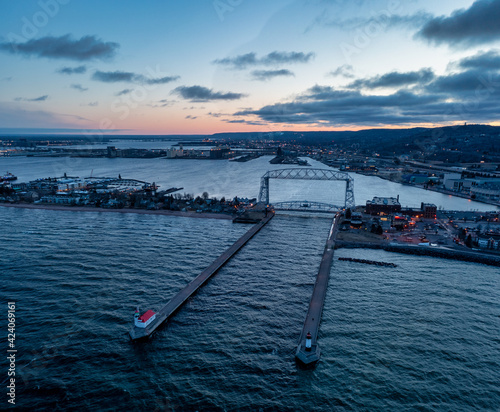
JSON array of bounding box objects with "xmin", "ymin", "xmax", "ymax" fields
[
  {"xmin": 295, "ymin": 213, "xmax": 341, "ymax": 366},
  {"xmin": 129, "ymin": 212, "xmax": 274, "ymax": 340}
]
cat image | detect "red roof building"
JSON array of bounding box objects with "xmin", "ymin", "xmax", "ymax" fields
[{"xmin": 139, "ymin": 310, "xmax": 156, "ymax": 323}]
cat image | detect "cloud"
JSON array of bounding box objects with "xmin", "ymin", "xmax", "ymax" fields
[
  {"xmin": 92, "ymin": 70, "xmax": 179, "ymax": 84},
  {"xmin": 213, "ymin": 51, "xmax": 314, "ymax": 69},
  {"xmin": 146, "ymin": 76, "xmax": 180, "ymax": 85},
  {"xmin": 147, "ymin": 99, "xmax": 176, "ymax": 108},
  {"xmin": 57, "ymin": 65, "xmax": 87, "ymax": 75},
  {"xmin": 329, "ymin": 64, "xmax": 355, "ymax": 78},
  {"xmin": 349, "ymin": 69, "xmax": 435, "ymax": 89},
  {"xmin": 14, "ymin": 95, "xmax": 48, "ymax": 102},
  {"xmin": 224, "ymin": 119, "xmax": 267, "ymax": 125},
  {"xmin": 251, "ymin": 69, "xmax": 294, "ymax": 81},
  {"xmin": 417, "ymin": 0, "xmax": 500, "ymax": 46},
  {"xmin": 173, "ymin": 85, "xmax": 246, "ymax": 101},
  {"xmin": 457, "ymin": 49, "xmax": 500, "ymax": 70},
  {"xmin": 93, "ymin": 70, "xmax": 135, "ymax": 82},
  {"xmin": 115, "ymin": 88, "xmax": 133, "ymax": 96},
  {"xmin": 185, "ymin": 115, "xmax": 198, "ymax": 120},
  {"xmin": 0, "ymin": 35, "xmax": 119, "ymax": 61},
  {"xmin": 70, "ymin": 84, "xmax": 88, "ymax": 92},
  {"xmin": 214, "ymin": 52, "xmax": 258, "ymax": 69},
  {"xmin": 207, "ymin": 112, "xmax": 230, "ymax": 118},
  {"xmin": 427, "ymin": 69, "xmax": 500, "ymax": 93},
  {"xmin": 87, "ymin": 102, "xmax": 98, "ymax": 106},
  {"xmin": 314, "ymin": 10, "xmax": 433, "ymax": 33},
  {"xmin": 234, "ymin": 74, "xmax": 500, "ymax": 127}
]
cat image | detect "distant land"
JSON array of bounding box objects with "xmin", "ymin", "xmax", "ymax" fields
[
  {"xmin": 2, "ymin": 124, "xmax": 499, "ymax": 163},
  {"xmin": 2, "ymin": 124, "xmax": 499, "ymax": 143}
]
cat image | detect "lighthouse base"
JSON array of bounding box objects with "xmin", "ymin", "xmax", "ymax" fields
[{"xmin": 295, "ymin": 344, "xmax": 321, "ymax": 367}]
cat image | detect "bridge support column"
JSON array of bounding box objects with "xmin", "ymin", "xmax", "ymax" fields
[
  {"xmin": 258, "ymin": 176, "xmax": 269, "ymax": 204},
  {"xmin": 345, "ymin": 179, "xmax": 355, "ymax": 209}
]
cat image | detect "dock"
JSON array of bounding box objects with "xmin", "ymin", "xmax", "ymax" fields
[
  {"xmin": 129, "ymin": 212, "xmax": 275, "ymax": 340},
  {"xmin": 295, "ymin": 213, "xmax": 340, "ymax": 366}
]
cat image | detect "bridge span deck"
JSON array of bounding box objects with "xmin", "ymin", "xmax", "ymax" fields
[
  {"xmin": 296, "ymin": 213, "xmax": 340, "ymax": 366},
  {"xmin": 129, "ymin": 212, "xmax": 275, "ymax": 341}
]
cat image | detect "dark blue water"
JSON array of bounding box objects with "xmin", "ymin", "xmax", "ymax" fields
[{"xmin": 1, "ymin": 207, "xmax": 499, "ymax": 410}]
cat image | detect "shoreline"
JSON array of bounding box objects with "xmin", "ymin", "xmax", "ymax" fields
[
  {"xmin": 354, "ymin": 171, "xmax": 500, "ymax": 209},
  {"xmin": 0, "ymin": 203, "xmax": 234, "ymax": 220},
  {"xmin": 335, "ymin": 240, "xmax": 500, "ymax": 267}
]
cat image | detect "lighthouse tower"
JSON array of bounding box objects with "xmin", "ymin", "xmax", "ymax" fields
[
  {"xmin": 305, "ymin": 332, "xmax": 312, "ymax": 351},
  {"xmin": 134, "ymin": 307, "xmax": 141, "ymax": 327}
]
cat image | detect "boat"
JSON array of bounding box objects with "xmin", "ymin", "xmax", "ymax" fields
[{"xmin": 1, "ymin": 172, "xmax": 17, "ymax": 181}]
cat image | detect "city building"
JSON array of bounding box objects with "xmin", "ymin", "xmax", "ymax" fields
[
  {"xmin": 470, "ymin": 184, "xmax": 500, "ymax": 202},
  {"xmin": 443, "ymin": 173, "xmax": 500, "ymax": 194},
  {"xmin": 210, "ymin": 146, "xmax": 232, "ymax": 159},
  {"xmin": 366, "ymin": 196, "xmax": 401, "ymax": 215},
  {"xmin": 421, "ymin": 203, "xmax": 437, "ymax": 219},
  {"xmin": 476, "ymin": 234, "xmax": 500, "ymax": 250}
]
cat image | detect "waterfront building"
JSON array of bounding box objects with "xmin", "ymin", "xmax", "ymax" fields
[
  {"xmin": 470, "ymin": 184, "xmax": 500, "ymax": 202},
  {"xmin": 210, "ymin": 146, "xmax": 232, "ymax": 159},
  {"xmin": 366, "ymin": 196, "xmax": 401, "ymax": 215},
  {"xmin": 38, "ymin": 194, "xmax": 86, "ymax": 205},
  {"xmin": 476, "ymin": 234, "xmax": 500, "ymax": 250},
  {"xmin": 166, "ymin": 148, "xmax": 184, "ymax": 158},
  {"xmin": 421, "ymin": 203, "xmax": 437, "ymax": 219},
  {"xmin": 403, "ymin": 174, "xmax": 440, "ymax": 185},
  {"xmin": 444, "ymin": 173, "xmax": 500, "ymax": 193},
  {"xmin": 57, "ymin": 178, "xmax": 87, "ymax": 192}
]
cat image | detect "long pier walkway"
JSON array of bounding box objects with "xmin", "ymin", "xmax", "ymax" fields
[
  {"xmin": 295, "ymin": 213, "xmax": 340, "ymax": 366},
  {"xmin": 130, "ymin": 212, "xmax": 274, "ymax": 340}
]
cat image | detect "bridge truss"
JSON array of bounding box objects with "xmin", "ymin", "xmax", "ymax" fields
[
  {"xmin": 258, "ymin": 168, "xmax": 355, "ymax": 210},
  {"xmin": 273, "ymin": 201, "xmax": 340, "ymax": 213}
]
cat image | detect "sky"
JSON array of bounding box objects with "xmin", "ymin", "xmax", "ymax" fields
[{"xmin": 1, "ymin": 0, "xmax": 500, "ymax": 135}]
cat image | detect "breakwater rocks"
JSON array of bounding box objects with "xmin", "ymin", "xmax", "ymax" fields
[
  {"xmin": 335, "ymin": 241, "xmax": 500, "ymax": 267},
  {"xmin": 338, "ymin": 257, "xmax": 397, "ymax": 267}
]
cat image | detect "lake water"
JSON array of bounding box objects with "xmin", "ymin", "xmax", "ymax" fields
[{"xmin": 1, "ymin": 154, "xmax": 499, "ymax": 410}]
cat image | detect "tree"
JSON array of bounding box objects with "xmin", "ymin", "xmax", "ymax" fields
[
  {"xmin": 202, "ymin": 191, "xmax": 209, "ymax": 200},
  {"xmin": 345, "ymin": 208, "xmax": 352, "ymax": 219},
  {"xmin": 465, "ymin": 234, "xmax": 473, "ymax": 248}
]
